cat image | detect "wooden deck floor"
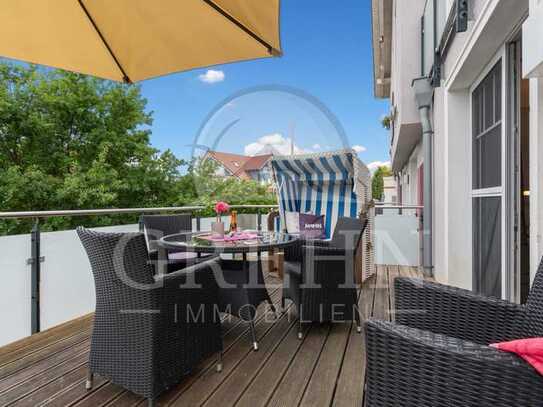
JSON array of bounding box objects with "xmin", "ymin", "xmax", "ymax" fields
[{"xmin": 0, "ymin": 265, "xmax": 422, "ymax": 407}]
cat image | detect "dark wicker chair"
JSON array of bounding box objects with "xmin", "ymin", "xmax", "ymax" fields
[
  {"xmin": 282, "ymin": 217, "xmax": 368, "ymax": 338},
  {"xmin": 77, "ymin": 228, "xmax": 223, "ymax": 406},
  {"xmin": 141, "ymin": 214, "xmax": 215, "ymax": 272},
  {"xmin": 364, "ymin": 259, "xmax": 543, "ymax": 407}
]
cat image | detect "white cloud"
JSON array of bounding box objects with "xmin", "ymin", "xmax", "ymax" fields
[
  {"xmin": 244, "ymin": 133, "xmax": 307, "ymax": 156},
  {"xmin": 367, "ymin": 160, "xmax": 391, "ymax": 173},
  {"xmin": 259, "ymin": 133, "xmax": 286, "ymax": 145},
  {"xmin": 198, "ymin": 69, "xmax": 225, "ymax": 84},
  {"xmin": 352, "ymin": 145, "xmax": 367, "ymax": 153},
  {"xmin": 312, "ymin": 144, "xmax": 322, "ymax": 150}
]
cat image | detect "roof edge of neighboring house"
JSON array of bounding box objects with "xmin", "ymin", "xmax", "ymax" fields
[
  {"xmin": 201, "ymin": 153, "xmax": 236, "ymax": 178},
  {"xmin": 203, "ymin": 150, "xmax": 272, "ymax": 180},
  {"xmin": 371, "ymin": 0, "xmax": 393, "ymax": 99}
]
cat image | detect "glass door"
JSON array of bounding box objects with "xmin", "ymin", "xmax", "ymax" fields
[{"xmin": 472, "ymin": 60, "xmax": 503, "ymax": 298}]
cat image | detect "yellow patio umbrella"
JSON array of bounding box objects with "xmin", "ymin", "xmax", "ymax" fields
[{"xmin": 0, "ymin": 0, "xmax": 282, "ymax": 83}]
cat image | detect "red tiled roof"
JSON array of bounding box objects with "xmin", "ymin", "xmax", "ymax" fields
[
  {"xmin": 205, "ymin": 151, "xmax": 272, "ymax": 180},
  {"xmin": 243, "ymin": 155, "xmax": 272, "ymax": 170}
]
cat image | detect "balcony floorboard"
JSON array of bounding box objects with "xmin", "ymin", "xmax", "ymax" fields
[{"xmin": 0, "ymin": 265, "xmax": 423, "ymax": 407}]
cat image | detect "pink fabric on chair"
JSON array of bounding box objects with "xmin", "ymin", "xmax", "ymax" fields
[{"xmin": 490, "ymin": 338, "xmax": 543, "ymax": 375}]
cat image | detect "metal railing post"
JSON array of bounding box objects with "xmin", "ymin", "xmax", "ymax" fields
[
  {"xmin": 28, "ymin": 219, "xmax": 42, "ymax": 334},
  {"xmin": 138, "ymin": 214, "xmax": 144, "ymax": 232},
  {"xmin": 196, "ymin": 216, "xmax": 201, "ymax": 232},
  {"xmin": 257, "ymin": 213, "xmax": 262, "ymax": 232}
]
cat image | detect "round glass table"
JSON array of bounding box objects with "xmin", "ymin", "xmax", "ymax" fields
[
  {"xmin": 158, "ymin": 231, "xmax": 298, "ymax": 255},
  {"xmin": 157, "ymin": 231, "xmax": 299, "ymax": 351}
]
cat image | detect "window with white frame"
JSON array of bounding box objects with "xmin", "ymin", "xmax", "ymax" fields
[{"xmin": 472, "ymin": 60, "xmax": 502, "ymax": 298}]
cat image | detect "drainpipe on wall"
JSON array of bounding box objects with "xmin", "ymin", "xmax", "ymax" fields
[{"xmin": 412, "ymin": 77, "xmax": 434, "ymax": 276}]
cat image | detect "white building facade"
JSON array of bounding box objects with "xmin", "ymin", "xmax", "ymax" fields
[
  {"xmin": 372, "ymin": 0, "xmax": 543, "ymax": 303},
  {"xmin": 382, "ymin": 176, "xmax": 398, "ymax": 204}
]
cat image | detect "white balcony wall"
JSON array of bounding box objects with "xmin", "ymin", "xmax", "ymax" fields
[
  {"xmin": 0, "ymin": 234, "xmax": 31, "ymax": 346},
  {"xmin": 39, "ymin": 225, "xmax": 140, "ymax": 332},
  {"xmin": 523, "ymin": 0, "xmax": 543, "ymax": 78},
  {"xmin": 374, "ymin": 212, "xmax": 419, "ymax": 267},
  {"xmin": 389, "ymin": 0, "xmax": 426, "ymax": 173},
  {"xmin": 524, "ymin": 0, "xmax": 543, "ymax": 284},
  {"xmin": 0, "ymin": 224, "xmax": 138, "ymax": 348},
  {"xmin": 0, "ymin": 215, "xmax": 272, "ymax": 347},
  {"xmin": 390, "ymin": 0, "xmax": 425, "ymax": 124},
  {"xmin": 529, "ymin": 78, "xmax": 543, "ymax": 284},
  {"xmin": 401, "ymin": 144, "xmax": 424, "ymax": 205},
  {"xmin": 422, "ymin": 0, "xmax": 435, "ymax": 76}
]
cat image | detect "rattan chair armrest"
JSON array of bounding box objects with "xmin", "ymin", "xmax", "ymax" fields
[
  {"xmin": 364, "ymin": 320, "xmax": 543, "ymax": 407},
  {"xmin": 395, "ymin": 277, "xmax": 525, "ymax": 344}
]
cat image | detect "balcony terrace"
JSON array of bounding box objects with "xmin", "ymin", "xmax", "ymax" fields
[{"xmin": 0, "ymin": 264, "xmax": 422, "ymax": 407}]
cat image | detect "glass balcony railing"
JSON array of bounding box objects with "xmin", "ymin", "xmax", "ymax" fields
[
  {"xmin": 374, "ymin": 204, "xmax": 422, "ymax": 268},
  {"xmin": 0, "ymin": 203, "xmax": 421, "ymax": 347},
  {"xmin": 0, "ymin": 205, "xmax": 277, "ymax": 347}
]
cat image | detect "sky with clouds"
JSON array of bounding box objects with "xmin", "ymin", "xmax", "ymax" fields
[{"xmin": 140, "ymin": 0, "xmax": 390, "ymax": 170}]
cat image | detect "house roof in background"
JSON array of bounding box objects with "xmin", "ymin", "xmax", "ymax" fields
[
  {"xmin": 243, "ymin": 155, "xmax": 273, "ymax": 171},
  {"xmin": 205, "ymin": 151, "xmax": 272, "ymax": 180}
]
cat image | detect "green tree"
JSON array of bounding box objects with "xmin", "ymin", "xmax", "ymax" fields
[
  {"xmin": 0, "ymin": 63, "xmax": 187, "ymax": 234},
  {"xmin": 187, "ymin": 158, "xmax": 277, "ymax": 217},
  {"xmin": 0, "ymin": 62, "xmax": 279, "ymax": 235},
  {"xmin": 381, "ymin": 114, "xmax": 392, "ymax": 130},
  {"xmin": 372, "ymin": 165, "xmax": 392, "ymax": 201}
]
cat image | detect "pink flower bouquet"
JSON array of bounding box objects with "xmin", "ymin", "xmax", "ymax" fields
[
  {"xmin": 212, "ymin": 201, "xmax": 229, "ymax": 237},
  {"xmin": 214, "ymin": 201, "xmax": 229, "ymax": 222}
]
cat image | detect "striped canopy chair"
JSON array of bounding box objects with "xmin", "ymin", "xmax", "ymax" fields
[{"xmin": 271, "ymin": 149, "xmax": 374, "ymax": 281}]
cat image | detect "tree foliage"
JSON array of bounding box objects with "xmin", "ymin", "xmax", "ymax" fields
[
  {"xmin": 0, "ymin": 63, "xmax": 276, "ymax": 234},
  {"xmin": 188, "ymin": 158, "xmax": 277, "ymax": 217},
  {"xmin": 372, "ymin": 165, "xmax": 393, "ymax": 201},
  {"xmin": 381, "ymin": 114, "xmax": 392, "ymax": 130}
]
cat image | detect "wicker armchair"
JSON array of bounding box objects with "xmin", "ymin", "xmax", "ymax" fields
[
  {"xmin": 282, "ymin": 217, "xmax": 368, "ymax": 338},
  {"xmin": 283, "ymin": 216, "xmax": 367, "ymax": 263},
  {"xmin": 77, "ymin": 228, "xmax": 223, "ymax": 407},
  {"xmin": 364, "ymin": 259, "xmax": 543, "ymax": 407},
  {"xmin": 141, "ymin": 214, "xmax": 215, "ymax": 272}
]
